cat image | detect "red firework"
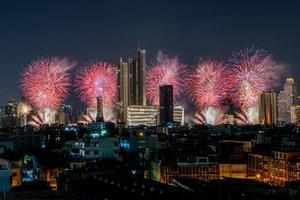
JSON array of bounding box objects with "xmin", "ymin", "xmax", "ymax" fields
[
  {"xmin": 75, "ymin": 62, "xmax": 117, "ymax": 108},
  {"xmin": 146, "ymin": 52, "xmax": 186, "ymax": 105},
  {"xmin": 226, "ymin": 47, "xmax": 278, "ymax": 109},
  {"xmin": 21, "ymin": 58, "xmax": 73, "ymax": 111},
  {"xmin": 185, "ymin": 59, "xmax": 225, "ymax": 108}
]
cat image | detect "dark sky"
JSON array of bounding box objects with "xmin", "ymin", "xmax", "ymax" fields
[{"xmin": 1, "ymin": 0, "xmax": 300, "ymax": 107}]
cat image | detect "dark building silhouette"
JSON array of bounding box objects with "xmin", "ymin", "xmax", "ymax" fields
[
  {"xmin": 96, "ymin": 96, "xmax": 104, "ymax": 122},
  {"xmin": 159, "ymin": 85, "xmax": 173, "ymax": 124}
]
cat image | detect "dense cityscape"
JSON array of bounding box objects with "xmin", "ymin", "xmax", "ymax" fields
[
  {"xmin": 1, "ymin": 1, "xmax": 300, "ymax": 200},
  {"xmin": 0, "ymin": 47, "xmax": 299, "ymax": 199}
]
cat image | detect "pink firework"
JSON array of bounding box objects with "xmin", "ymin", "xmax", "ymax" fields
[
  {"xmin": 75, "ymin": 62, "xmax": 117, "ymax": 108},
  {"xmin": 21, "ymin": 58, "xmax": 73, "ymax": 111},
  {"xmin": 146, "ymin": 51, "xmax": 186, "ymax": 105},
  {"xmin": 185, "ymin": 59, "xmax": 226, "ymax": 108},
  {"xmin": 226, "ymin": 47, "xmax": 278, "ymax": 109}
]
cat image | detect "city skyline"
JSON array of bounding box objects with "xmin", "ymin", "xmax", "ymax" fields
[{"xmin": 1, "ymin": 0, "xmax": 300, "ymax": 106}]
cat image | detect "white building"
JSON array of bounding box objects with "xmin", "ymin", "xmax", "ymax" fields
[
  {"xmin": 126, "ymin": 105, "xmax": 185, "ymax": 127},
  {"xmin": 277, "ymin": 78, "xmax": 297, "ymax": 124}
]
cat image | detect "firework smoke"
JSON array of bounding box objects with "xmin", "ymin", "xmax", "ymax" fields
[
  {"xmin": 193, "ymin": 107, "xmax": 225, "ymax": 125},
  {"xmin": 146, "ymin": 51, "xmax": 186, "ymax": 105}
]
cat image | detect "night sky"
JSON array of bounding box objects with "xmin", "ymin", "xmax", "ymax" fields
[{"xmin": 1, "ymin": 0, "xmax": 300, "ymax": 107}]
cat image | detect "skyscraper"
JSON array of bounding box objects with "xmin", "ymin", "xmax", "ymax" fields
[
  {"xmin": 117, "ymin": 49, "xmax": 147, "ymax": 123},
  {"xmin": 259, "ymin": 91, "xmax": 277, "ymax": 125},
  {"xmin": 136, "ymin": 49, "xmax": 147, "ymax": 106},
  {"xmin": 159, "ymin": 85, "xmax": 173, "ymax": 124},
  {"xmin": 277, "ymin": 78, "xmax": 297, "ymax": 124},
  {"xmin": 117, "ymin": 57, "xmax": 130, "ymax": 122}
]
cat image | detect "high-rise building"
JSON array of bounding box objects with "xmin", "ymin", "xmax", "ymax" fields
[
  {"xmin": 117, "ymin": 58, "xmax": 130, "ymax": 122},
  {"xmin": 259, "ymin": 91, "xmax": 277, "ymax": 125},
  {"xmin": 277, "ymin": 78, "xmax": 297, "ymax": 124},
  {"xmin": 136, "ymin": 49, "xmax": 147, "ymax": 106},
  {"xmin": 117, "ymin": 49, "xmax": 147, "ymax": 123},
  {"xmin": 159, "ymin": 85, "xmax": 173, "ymax": 124}
]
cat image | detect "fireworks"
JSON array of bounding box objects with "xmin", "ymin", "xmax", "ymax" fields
[
  {"xmin": 234, "ymin": 107, "xmax": 259, "ymax": 125},
  {"xmin": 225, "ymin": 47, "xmax": 279, "ymax": 124},
  {"xmin": 18, "ymin": 102, "xmax": 32, "ymax": 116},
  {"xmin": 75, "ymin": 62, "xmax": 117, "ymax": 120},
  {"xmin": 146, "ymin": 51, "xmax": 186, "ymax": 105},
  {"xmin": 227, "ymin": 47, "xmax": 278, "ymax": 109},
  {"xmin": 193, "ymin": 107, "xmax": 224, "ymax": 125},
  {"xmin": 28, "ymin": 112, "xmax": 45, "ymax": 127},
  {"xmin": 78, "ymin": 113, "xmax": 95, "ymax": 125},
  {"xmin": 185, "ymin": 59, "xmax": 226, "ymax": 108},
  {"xmin": 21, "ymin": 58, "xmax": 74, "ymax": 111}
]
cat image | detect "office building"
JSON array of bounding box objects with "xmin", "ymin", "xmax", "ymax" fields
[
  {"xmin": 159, "ymin": 85, "xmax": 173, "ymax": 124},
  {"xmin": 117, "ymin": 58, "xmax": 130, "ymax": 122},
  {"xmin": 173, "ymin": 106, "xmax": 184, "ymax": 125},
  {"xmin": 259, "ymin": 91, "xmax": 277, "ymax": 125},
  {"xmin": 277, "ymin": 78, "xmax": 297, "ymax": 124},
  {"xmin": 136, "ymin": 49, "xmax": 147, "ymax": 106},
  {"xmin": 127, "ymin": 105, "xmax": 159, "ymax": 127},
  {"xmin": 117, "ymin": 49, "xmax": 147, "ymax": 123}
]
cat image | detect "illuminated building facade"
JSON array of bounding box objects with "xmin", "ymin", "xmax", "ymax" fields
[
  {"xmin": 259, "ymin": 91, "xmax": 277, "ymax": 125},
  {"xmin": 291, "ymin": 105, "xmax": 300, "ymax": 124},
  {"xmin": 173, "ymin": 106, "xmax": 184, "ymax": 125},
  {"xmin": 136, "ymin": 49, "xmax": 147, "ymax": 106},
  {"xmin": 247, "ymin": 153, "xmax": 271, "ymax": 183},
  {"xmin": 247, "ymin": 150, "xmax": 300, "ymax": 187},
  {"xmin": 159, "ymin": 85, "xmax": 173, "ymax": 124},
  {"xmin": 117, "ymin": 57, "xmax": 130, "ymax": 122},
  {"xmin": 277, "ymin": 78, "xmax": 297, "ymax": 124},
  {"xmin": 160, "ymin": 155, "xmax": 219, "ymax": 184},
  {"xmin": 117, "ymin": 49, "xmax": 147, "ymax": 123},
  {"xmin": 127, "ymin": 105, "xmax": 159, "ymax": 127},
  {"xmin": 270, "ymin": 150, "xmax": 300, "ymax": 186},
  {"xmin": 126, "ymin": 105, "xmax": 184, "ymax": 127}
]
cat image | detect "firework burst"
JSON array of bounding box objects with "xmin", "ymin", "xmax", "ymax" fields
[
  {"xmin": 226, "ymin": 47, "xmax": 278, "ymax": 109},
  {"xmin": 28, "ymin": 112, "xmax": 45, "ymax": 127},
  {"xmin": 193, "ymin": 107, "xmax": 225, "ymax": 125},
  {"xmin": 146, "ymin": 51, "xmax": 186, "ymax": 105},
  {"xmin": 21, "ymin": 58, "xmax": 74, "ymax": 111},
  {"xmin": 185, "ymin": 59, "xmax": 226, "ymax": 108},
  {"xmin": 75, "ymin": 62, "xmax": 117, "ymax": 119}
]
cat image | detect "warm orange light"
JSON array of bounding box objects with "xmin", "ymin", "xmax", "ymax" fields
[{"xmin": 139, "ymin": 132, "xmax": 144, "ymax": 137}]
